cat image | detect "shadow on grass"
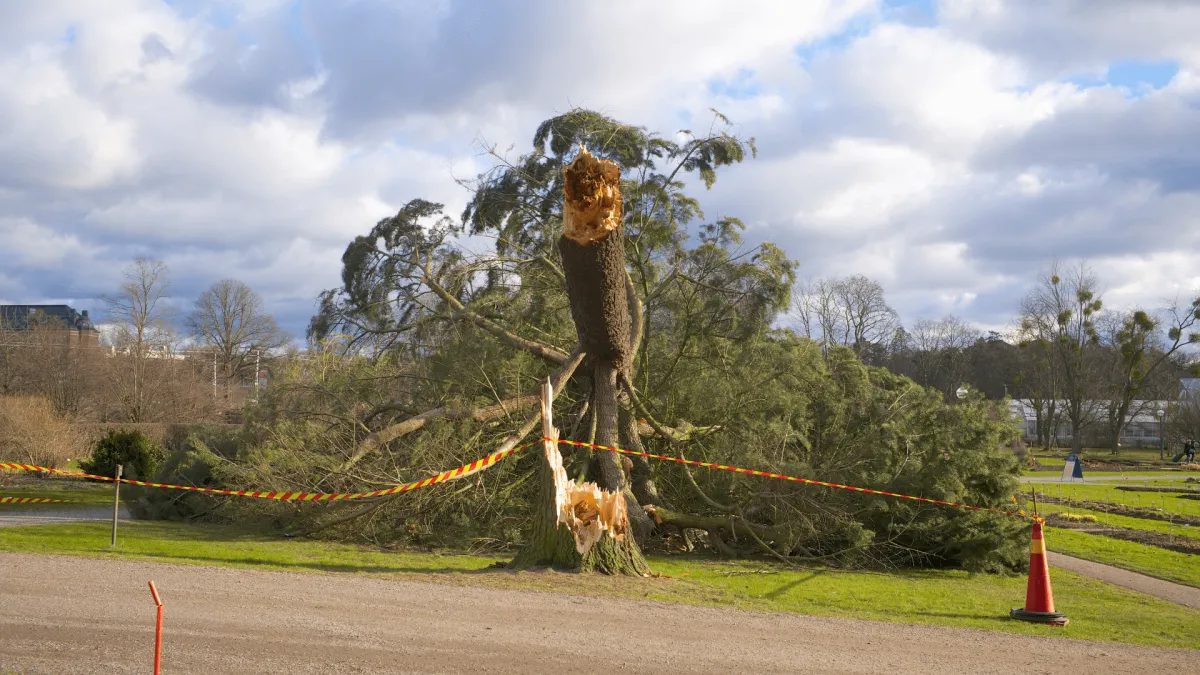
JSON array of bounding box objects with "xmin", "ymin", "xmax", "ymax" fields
[
  {"xmin": 763, "ymin": 571, "xmax": 826, "ymax": 600},
  {"xmin": 147, "ymin": 553, "xmax": 500, "ymax": 576},
  {"xmin": 910, "ymin": 611, "xmax": 1014, "ymax": 624},
  {"xmin": 92, "ymin": 521, "xmax": 514, "ymax": 576}
]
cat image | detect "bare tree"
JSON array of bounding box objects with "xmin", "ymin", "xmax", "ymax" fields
[
  {"xmin": 186, "ymin": 279, "xmax": 286, "ymax": 399},
  {"xmin": 0, "ymin": 314, "xmax": 32, "ymax": 396},
  {"xmin": 1017, "ymin": 336, "xmax": 1061, "ymax": 449},
  {"xmin": 905, "ymin": 315, "xmax": 980, "ymax": 399},
  {"xmin": 104, "ymin": 257, "xmax": 174, "ymax": 422},
  {"xmin": 794, "ymin": 275, "xmax": 900, "ymax": 362},
  {"xmin": 1017, "ymin": 261, "xmax": 1105, "ymax": 453}
]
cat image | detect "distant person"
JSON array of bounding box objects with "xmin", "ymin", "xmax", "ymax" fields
[{"xmin": 1186, "ymin": 439, "xmax": 1197, "ymax": 463}]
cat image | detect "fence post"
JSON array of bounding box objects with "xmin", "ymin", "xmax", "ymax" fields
[
  {"xmin": 148, "ymin": 581, "xmax": 164, "ymax": 675},
  {"xmin": 111, "ymin": 464, "xmax": 123, "ymax": 548}
]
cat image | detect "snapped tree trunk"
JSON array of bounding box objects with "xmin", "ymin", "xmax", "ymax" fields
[
  {"xmin": 509, "ymin": 379, "xmax": 648, "ymax": 574},
  {"xmin": 510, "ymin": 146, "xmax": 650, "ymax": 575}
]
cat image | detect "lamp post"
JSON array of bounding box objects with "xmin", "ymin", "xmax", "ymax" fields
[
  {"xmin": 1157, "ymin": 408, "xmax": 1166, "ymax": 460},
  {"xmin": 956, "ymin": 386, "xmax": 969, "ymax": 401}
]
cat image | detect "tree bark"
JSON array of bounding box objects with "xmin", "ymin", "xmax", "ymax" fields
[
  {"xmin": 511, "ymin": 147, "xmax": 650, "ymax": 575},
  {"xmin": 509, "ymin": 379, "xmax": 648, "ymax": 575}
]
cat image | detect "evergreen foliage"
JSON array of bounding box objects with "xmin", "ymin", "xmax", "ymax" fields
[
  {"xmin": 141, "ymin": 109, "xmax": 1025, "ymax": 571},
  {"xmin": 81, "ymin": 429, "xmax": 165, "ymax": 481}
]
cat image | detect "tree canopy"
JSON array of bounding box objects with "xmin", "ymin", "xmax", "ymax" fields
[{"xmin": 145, "ymin": 109, "xmax": 1025, "ymax": 573}]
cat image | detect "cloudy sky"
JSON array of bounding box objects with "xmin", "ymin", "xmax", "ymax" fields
[{"xmin": 2, "ymin": 0, "xmax": 1198, "ymax": 341}]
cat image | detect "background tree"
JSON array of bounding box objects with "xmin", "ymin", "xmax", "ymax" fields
[
  {"xmin": 104, "ymin": 257, "xmax": 175, "ymax": 422},
  {"xmin": 965, "ymin": 331, "xmax": 1022, "ymax": 400},
  {"xmin": 901, "ymin": 315, "xmax": 979, "ymax": 400},
  {"xmin": 0, "ymin": 313, "xmax": 28, "ymax": 396},
  {"xmin": 0, "ymin": 313, "xmax": 103, "ymax": 418},
  {"xmin": 187, "ymin": 279, "xmax": 287, "ymax": 401},
  {"xmin": 1097, "ymin": 299, "xmax": 1200, "ymax": 455},
  {"xmin": 1017, "ymin": 261, "xmax": 1106, "ymax": 453},
  {"xmin": 1016, "ymin": 335, "xmax": 1061, "ymax": 450},
  {"xmin": 794, "ymin": 275, "xmax": 900, "ymax": 364},
  {"xmin": 1167, "ymin": 393, "xmax": 1200, "ymax": 453}
]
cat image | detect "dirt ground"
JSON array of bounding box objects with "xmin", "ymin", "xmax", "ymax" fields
[{"xmin": 0, "ymin": 552, "xmax": 1194, "ymax": 675}]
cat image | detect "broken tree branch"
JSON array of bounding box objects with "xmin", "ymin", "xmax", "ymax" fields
[
  {"xmin": 422, "ymin": 260, "xmax": 571, "ymax": 366},
  {"xmin": 339, "ymin": 350, "xmax": 586, "ymax": 472},
  {"xmin": 311, "ymin": 363, "xmax": 590, "ymax": 536},
  {"xmin": 645, "ymin": 506, "xmax": 791, "ymax": 546}
]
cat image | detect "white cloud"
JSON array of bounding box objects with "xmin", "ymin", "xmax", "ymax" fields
[
  {"xmin": 940, "ymin": 0, "xmax": 1200, "ymax": 74},
  {"xmin": 0, "ymin": 0, "xmax": 1198, "ymax": 338},
  {"xmin": 0, "ymin": 217, "xmax": 91, "ymax": 269}
]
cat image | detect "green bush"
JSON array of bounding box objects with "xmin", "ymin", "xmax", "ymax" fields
[{"xmin": 80, "ymin": 430, "xmax": 165, "ymax": 481}]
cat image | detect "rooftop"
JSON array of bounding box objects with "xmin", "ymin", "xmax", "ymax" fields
[{"xmin": 0, "ymin": 304, "xmax": 98, "ymax": 332}]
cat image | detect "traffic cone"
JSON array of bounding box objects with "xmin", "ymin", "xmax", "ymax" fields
[{"xmin": 1010, "ymin": 519, "xmax": 1068, "ymax": 626}]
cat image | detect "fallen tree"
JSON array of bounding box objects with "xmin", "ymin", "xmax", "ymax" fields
[{"xmin": 139, "ymin": 110, "xmax": 1026, "ymax": 573}]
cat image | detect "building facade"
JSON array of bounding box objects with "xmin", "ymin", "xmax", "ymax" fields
[
  {"xmin": 0, "ymin": 304, "xmax": 101, "ymax": 346},
  {"xmin": 1009, "ymin": 398, "xmax": 1171, "ymax": 448}
]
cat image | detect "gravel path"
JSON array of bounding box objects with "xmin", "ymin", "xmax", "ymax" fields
[
  {"xmin": 1047, "ymin": 552, "xmax": 1200, "ymax": 610},
  {"xmin": 0, "ymin": 552, "xmax": 1194, "ymax": 675},
  {"xmin": 0, "ymin": 505, "xmax": 130, "ymax": 528}
]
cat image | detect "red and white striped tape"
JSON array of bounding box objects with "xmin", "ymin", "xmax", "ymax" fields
[
  {"xmin": 0, "ymin": 442, "xmax": 534, "ymax": 502},
  {"xmin": 551, "ymin": 437, "xmax": 1039, "ymax": 522}
]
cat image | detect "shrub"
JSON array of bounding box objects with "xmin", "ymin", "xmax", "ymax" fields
[
  {"xmin": 1049, "ymin": 513, "xmax": 1098, "ymax": 524},
  {"xmin": 80, "ymin": 430, "xmax": 165, "ymax": 480},
  {"xmin": 0, "ymin": 396, "xmax": 83, "ymax": 469}
]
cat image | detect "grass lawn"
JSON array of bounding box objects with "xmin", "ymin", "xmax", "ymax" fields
[
  {"xmin": 1045, "ymin": 526, "xmax": 1200, "ymax": 589},
  {"xmin": 1026, "ymin": 483, "xmax": 1200, "ymax": 518},
  {"xmin": 1038, "ymin": 502, "xmax": 1200, "ymax": 540},
  {"xmin": 1028, "ymin": 457, "xmax": 1066, "ymax": 469},
  {"xmin": 0, "ymin": 520, "xmax": 1197, "ymax": 650}
]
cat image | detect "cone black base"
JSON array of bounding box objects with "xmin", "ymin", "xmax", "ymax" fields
[{"xmin": 1010, "ymin": 608, "xmax": 1069, "ymax": 626}]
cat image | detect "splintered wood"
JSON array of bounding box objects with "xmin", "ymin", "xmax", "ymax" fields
[
  {"xmin": 540, "ymin": 380, "xmax": 628, "ymax": 555},
  {"xmin": 561, "ymin": 146, "xmax": 623, "ymax": 246}
]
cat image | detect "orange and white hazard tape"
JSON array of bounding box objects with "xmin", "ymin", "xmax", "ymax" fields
[
  {"xmin": 551, "ymin": 437, "xmax": 1041, "ymax": 523},
  {"xmin": 0, "ymin": 442, "xmax": 534, "ymax": 502}
]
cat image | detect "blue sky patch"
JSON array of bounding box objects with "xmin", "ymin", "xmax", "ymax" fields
[
  {"xmin": 794, "ymin": 11, "xmax": 879, "ymax": 65},
  {"xmin": 881, "ymin": 0, "xmax": 937, "ymax": 27},
  {"xmin": 707, "ymin": 68, "xmax": 760, "ymax": 100},
  {"xmin": 794, "ymin": 0, "xmax": 936, "ymax": 65},
  {"xmin": 1069, "ymin": 60, "xmax": 1179, "ymax": 97},
  {"xmin": 1106, "ymin": 60, "xmax": 1178, "ymax": 90}
]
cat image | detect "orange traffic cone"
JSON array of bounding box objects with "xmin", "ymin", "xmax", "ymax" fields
[{"xmin": 1010, "ymin": 520, "xmax": 1068, "ymax": 626}]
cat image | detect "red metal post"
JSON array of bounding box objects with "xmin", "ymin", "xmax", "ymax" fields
[{"xmin": 148, "ymin": 581, "xmax": 163, "ymax": 675}]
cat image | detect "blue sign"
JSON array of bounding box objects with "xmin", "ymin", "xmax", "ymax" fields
[{"xmin": 1061, "ymin": 454, "xmax": 1084, "ymax": 481}]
